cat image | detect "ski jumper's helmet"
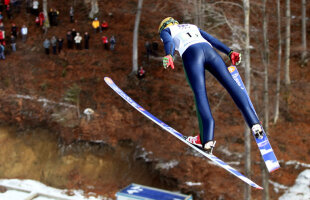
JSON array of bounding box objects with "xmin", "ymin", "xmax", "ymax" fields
[{"xmin": 158, "ymin": 17, "xmax": 179, "ymax": 33}]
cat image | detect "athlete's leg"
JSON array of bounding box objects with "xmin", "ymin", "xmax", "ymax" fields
[
  {"xmin": 182, "ymin": 44, "xmax": 215, "ymax": 144},
  {"xmin": 205, "ymin": 50, "xmax": 259, "ymax": 127}
]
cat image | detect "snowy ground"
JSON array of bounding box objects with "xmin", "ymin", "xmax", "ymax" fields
[
  {"xmin": 279, "ymin": 169, "xmax": 310, "ymax": 200},
  {"xmin": 0, "ymin": 179, "xmax": 112, "ymax": 200},
  {"xmin": 1, "ymin": 164, "xmax": 310, "ymax": 199}
]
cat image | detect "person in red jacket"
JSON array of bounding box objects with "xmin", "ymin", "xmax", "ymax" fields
[
  {"xmin": 101, "ymin": 36, "xmax": 109, "ymax": 50},
  {"xmin": 137, "ymin": 66, "xmax": 145, "ymax": 79},
  {"xmin": 100, "ymin": 20, "xmax": 108, "ymax": 31},
  {"xmin": 4, "ymin": 0, "xmax": 10, "ymax": 7},
  {"xmin": 0, "ymin": 30, "xmax": 5, "ymax": 45},
  {"xmin": 39, "ymin": 12, "xmax": 45, "ymax": 26}
]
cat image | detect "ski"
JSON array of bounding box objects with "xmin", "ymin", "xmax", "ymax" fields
[
  {"xmin": 228, "ymin": 66, "xmax": 280, "ymax": 172},
  {"xmin": 104, "ymin": 77, "xmax": 263, "ymax": 190}
]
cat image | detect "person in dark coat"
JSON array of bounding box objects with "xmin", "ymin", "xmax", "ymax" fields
[
  {"xmin": 57, "ymin": 37, "xmax": 63, "ymax": 53},
  {"xmin": 66, "ymin": 31, "xmax": 73, "ymax": 49},
  {"xmin": 11, "ymin": 23, "xmax": 17, "ymax": 38},
  {"xmin": 84, "ymin": 32, "xmax": 90, "ymax": 49}
]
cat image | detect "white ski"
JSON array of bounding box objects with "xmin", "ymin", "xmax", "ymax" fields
[{"xmin": 104, "ymin": 77, "xmax": 263, "ymax": 190}]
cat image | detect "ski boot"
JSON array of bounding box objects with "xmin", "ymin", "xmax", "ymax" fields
[
  {"xmin": 185, "ymin": 135, "xmax": 216, "ymax": 154},
  {"xmin": 252, "ymin": 124, "xmax": 264, "ymax": 139}
]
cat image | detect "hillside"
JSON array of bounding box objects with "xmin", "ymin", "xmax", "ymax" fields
[{"xmin": 0, "ymin": 0, "xmax": 309, "ymax": 199}]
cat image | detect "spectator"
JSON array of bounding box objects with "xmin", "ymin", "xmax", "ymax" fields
[
  {"xmin": 69, "ymin": 6, "xmax": 74, "ymax": 23},
  {"xmin": 74, "ymin": 32, "xmax": 82, "ymax": 50},
  {"xmin": 57, "ymin": 37, "xmax": 63, "ymax": 53},
  {"xmin": 92, "ymin": 18, "xmax": 99, "ymax": 33},
  {"xmin": 11, "ymin": 0, "xmax": 20, "ymax": 13},
  {"xmin": 32, "ymin": 0, "xmax": 39, "ymax": 16},
  {"xmin": 35, "ymin": 16, "xmax": 40, "ymax": 26},
  {"xmin": 6, "ymin": 4, "xmax": 11, "ymax": 19},
  {"xmin": 4, "ymin": 0, "xmax": 10, "ymax": 6},
  {"xmin": 11, "ymin": 23, "xmax": 17, "ymax": 38},
  {"xmin": 26, "ymin": 0, "xmax": 31, "ymax": 13},
  {"xmin": 0, "ymin": 22, "xmax": 4, "ymax": 30},
  {"xmin": 66, "ymin": 30, "xmax": 73, "ymax": 49},
  {"xmin": 52, "ymin": 8, "xmax": 59, "ymax": 26},
  {"xmin": 43, "ymin": 38, "xmax": 50, "ymax": 55},
  {"xmin": 48, "ymin": 8, "xmax": 53, "ymax": 25},
  {"xmin": 110, "ymin": 35, "xmax": 115, "ymax": 50},
  {"xmin": 0, "ymin": 30, "xmax": 4, "ymax": 45},
  {"xmin": 84, "ymin": 32, "xmax": 90, "ymax": 49},
  {"xmin": 21, "ymin": 24, "xmax": 27, "ymax": 42},
  {"xmin": 101, "ymin": 36, "xmax": 108, "ymax": 50},
  {"xmin": 100, "ymin": 20, "xmax": 108, "ymax": 31},
  {"xmin": 10, "ymin": 34, "xmax": 16, "ymax": 52},
  {"xmin": 71, "ymin": 28, "xmax": 76, "ymax": 39},
  {"xmin": 0, "ymin": 43, "xmax": 5, "ymax": 60},
  {"xmin": 137, "ymin": 66, "xmax": 145, "ymax": 79},
  {"xmin": 0, "ymin": 12, "xmax": 3, "ymax": 23},
  {"xmin": 39, "ymin": 12, "xmax": 45, "ymax": 26},
  {"xmin": 51, "ymin": 36, "xmax": 57, "ymax": 54}
]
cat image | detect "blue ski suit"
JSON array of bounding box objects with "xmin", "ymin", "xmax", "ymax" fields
[{"xmin": 160, "ymin": 24, "xmax": 259, "ymax": 145}]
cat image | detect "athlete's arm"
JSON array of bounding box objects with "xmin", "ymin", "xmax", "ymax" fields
[
  {"xmin": 160, "ymin": 28, "xmax": 175, "ymax": 56},
  {"xmin": 199, "ymin": 29, "xmax": 231, "ymax": 55}
]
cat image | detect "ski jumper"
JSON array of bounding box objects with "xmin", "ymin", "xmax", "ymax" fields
[{"xmin": 160, "ymin": 24, "xmax": 260, "ymax": 145}]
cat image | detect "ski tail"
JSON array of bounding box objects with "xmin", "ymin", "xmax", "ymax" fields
[{"xmin": 228, "ymin": 66, "xmax": 280, "ymax": 172}]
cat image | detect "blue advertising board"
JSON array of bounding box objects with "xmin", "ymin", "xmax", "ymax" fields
[{"xmin": 116, "ymin": 183, "xmax": 193, "ymax": 200}]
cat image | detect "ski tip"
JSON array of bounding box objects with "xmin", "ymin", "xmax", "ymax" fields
[
  {"xmin": 104, "ymin": 77, "xmax": 113, "ymax": 84},
  {"xmin": 255, "ymin": 186, "xmax": 264, "ymax": 190}
]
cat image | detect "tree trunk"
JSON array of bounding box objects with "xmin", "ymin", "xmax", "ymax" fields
[
  {"xmin": 43, "ymin": 0, "xmax": 50, "ymax": 29},
  {"xmin": 243, "ymin": 0, "xmax": 251, "ymax": 199},
  {"xmin": 261, "ymin": 0, "xmax": 269, "ymax": 199},
  {"xmin": 131, "ymin": 0, "xmax": 143, "ymax": 76},
  {"xmin": 274, "ymin": 0, "xmax": 282, "ymax": 124},
  {"xmin": 88, "ymin": 0, "xmax": 99, "ymax": 19},
  {"xmin": 284, "ymin": 0, "xmax": 291, "ymax": 86},
  {"xmin": 194, "ymin": 0, "xmax": 203, "ymax": 28},
  {"xmin": 301, "ymin": 0, "xmax": 307, "ymax": 66}
]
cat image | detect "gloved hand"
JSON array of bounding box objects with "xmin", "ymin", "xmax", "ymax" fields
[
  {"xmin": 162, "ymin": 55, "xmax": 175, "ymax": 69},
  {"xmin": 228, "ymin": 50, "xmax": 242, "ymax": 66}
]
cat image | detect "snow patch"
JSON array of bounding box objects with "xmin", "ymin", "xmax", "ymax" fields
[
  {"xmin": 0, "ymin": 179, "xmax": 110, "ymax": 200},
  {"xmin": 279, "ymin": 170, "xmax": 310, "ymax": 200},
  {"xmin": 185, "ymin": 182, "xmax": 202, "ymax": 187},
  {"xmin": 12, "ymin": 94, "xmax": 76, "ymax": 108},
  {"xmin": 155, "ymin": 160, "xmax": 179, "ymax": 170},
  {"xmin": 269, "ymin": 180, "xmax": 288, "ymax": 193},
  {"xmin": 284, "ymin": 160, "xmax": 310, "ymax": 169}
]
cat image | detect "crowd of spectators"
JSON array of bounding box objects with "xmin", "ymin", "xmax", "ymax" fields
[{"xmin": 0, "ymin": 0, "xmax": 116, "ymax": 60}]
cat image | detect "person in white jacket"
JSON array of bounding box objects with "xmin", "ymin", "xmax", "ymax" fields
[
  {"xmin": 21, "ymin": 25, "xmax": 28, "ymax": 42},
  {"xmin": 74, "ymin": 32, "xmax": 82, "ymax": 50}
]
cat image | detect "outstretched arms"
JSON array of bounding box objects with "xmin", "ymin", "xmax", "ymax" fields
[{"xmin": 160, "ymin": 29, "xmax": 175, "ymax": 69}]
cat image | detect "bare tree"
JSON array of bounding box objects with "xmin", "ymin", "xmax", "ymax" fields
[
  {"xmin": 261, "ymin": 0, "xmax": 270, "ymax": 199},
  {"xmin": 42, "ymin": 0, "xmax": 50, "ymax": 30},
  {"xmin": 274, "ymin": 0, "xmax": 282, "ymax": 124},
  {"xmin": 88, "ymin": 0, "xmax": 99, "ymax": 19},
  {"xmin": 194, "ymin": 0, "xmax": 204, "ymax": 28},
  {"xmin": 284, "ymin": 0, "xmax": 291, "ymax": 86},
  {"xmin": 243, "ymin": 0, "xmax": 251, "ymax": 199},
  {"xmin": 301, "ymin": 0, "xmax": 307, "ymax": 66},
  {"xmin": 131, "ymin": 0, "xmax": 143, "ymax": 76}
]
